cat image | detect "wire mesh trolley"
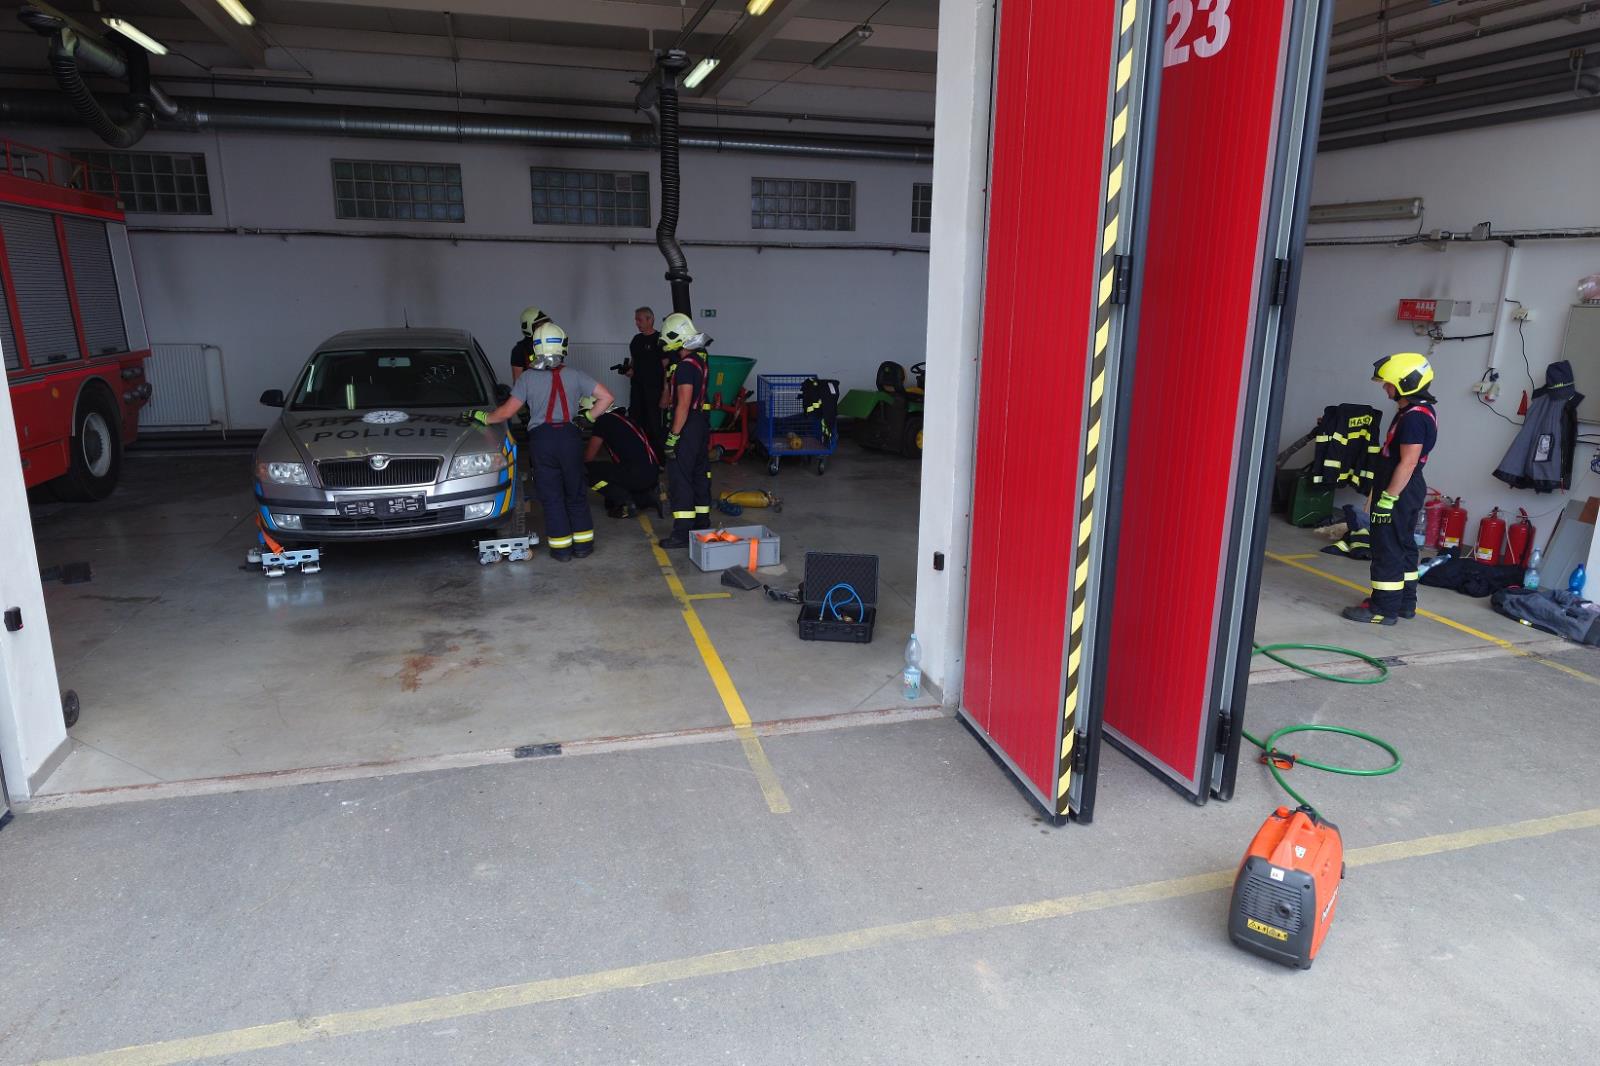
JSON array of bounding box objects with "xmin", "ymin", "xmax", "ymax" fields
[{"xmin": 756, "ymin": 374, "xmax": 838, "ymax": 476}]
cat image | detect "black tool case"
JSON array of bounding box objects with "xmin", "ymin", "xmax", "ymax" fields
[{"xmin": 798, "ymin": 551, "xmax": 878, "ymax": 643}]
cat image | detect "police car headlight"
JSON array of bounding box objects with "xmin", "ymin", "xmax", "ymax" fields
[
  {"xmin": 258, "ymin": 462, "xmax": 310, "ymax": 486},
  {"xmin": 449, "ymin": 452, "xmax": 508, "ymax": 479},
  {"xmin": 463, "ymin": 502, "xmax": 497, "ymax": 521},
  {"xmin": 271, "ymin": 513, "xmax": 303, "ymax": 530}
]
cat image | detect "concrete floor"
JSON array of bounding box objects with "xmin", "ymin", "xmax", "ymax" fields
[
  {"xmin": 23, "ymin": 446, "xmax": 1581, "ymax": 799},
  {"xmin": 2, "ymin": 645, "xmax": 1598, "ymax": 1065},
  {"xmin": 28, "ymin": 443, "xmax": 932, "ymax": 795}
]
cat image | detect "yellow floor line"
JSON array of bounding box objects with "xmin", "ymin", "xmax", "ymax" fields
[
  {"xmin": 686, "ymin": 592, "xmax": 733, "ymax": 601},
  {"xmin": 639, "ymin": 515, "xmax": 791, "ymax": 814},
  {"xmin": 1264, "ymin": 551, "xmax": 1600, "ymax": 688},
  {"xmin": 35, "ymin": 806, "xmax": 1600, "ymax": 1066},
  {"xmin": 1277, "ymin": 552, "xmax": 1321, "ymax": 560}
]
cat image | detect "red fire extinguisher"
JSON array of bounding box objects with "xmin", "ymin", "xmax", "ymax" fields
[
  {"xmin": 1475, "ymin": 507, "xmax": 1508, "ymax": 564},
  {"xmin": 1422, "ymin": 491, "xmax": 1446, "ymax": 548},
  {"xmin": 1440, "ymin": 497, "xmax": 1468, "ymax": 550},
  {"xmin": 1505, "ymin": 509, "xmax": 1536, "ymax": 567}
]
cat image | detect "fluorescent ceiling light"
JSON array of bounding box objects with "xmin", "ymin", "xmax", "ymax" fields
[
  {"xmin": 1308, "ymin": 197, "xmax": 1423, "ymax": 224},
  {"xmin": 683, "ymin": 57, "xmax": 719, "ymax": 89},
  {"xmin": 813, "ymin": 24, "xmax": 873, "ymax": 70},
  {"xmin": 215, "ymin": 0, "xmax": 256, "ymax": 27},
  {"xmin": 103, "ymin": 17, "xmax": 168, "ymax": 56},
  {"xmin": 747, "ymin": 0, "xmax": 775, "ymax": 14}
]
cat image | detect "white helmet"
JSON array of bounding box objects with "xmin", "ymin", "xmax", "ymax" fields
[
  {"xmin": 520, "ymin": 306, "xmax": 549, "ymax": 338},
  {"xmin": 529, "ymin": 320, "xmax": 568, "ymax": 369},
  {"xmin": 660, "ymin": 312, "xmax": 699, "ymax": 352}
]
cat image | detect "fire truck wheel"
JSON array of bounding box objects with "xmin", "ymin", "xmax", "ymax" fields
[{"xmin": 54, "ymin": 391, "xmax": 123, "ymax": 501}]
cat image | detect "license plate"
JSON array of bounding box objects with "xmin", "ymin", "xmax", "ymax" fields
[{"xmin": 339, "ymin": 495, "xmax": 424, "ymax": 518}]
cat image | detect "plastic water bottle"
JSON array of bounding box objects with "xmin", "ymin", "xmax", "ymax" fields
[
  {"xmin": 1413, "ymin": 507, "xmax": 1428, "ymax": 547},
  {"xmin": 902, "ymin": 633, "xmax": 923, "ymax": 701},
  {"xmin": 1571, "ymin": 564, "xmax": 1588, "ymax": 596},
  {"xmin": 1524, "ymin": 548, "xmax": 1543, "ymax": 590}
]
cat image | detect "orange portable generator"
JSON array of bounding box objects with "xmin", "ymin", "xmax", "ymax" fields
[{"xmin": 1228, "ymin": 805, "xmax": 1345, "ymax": 969}]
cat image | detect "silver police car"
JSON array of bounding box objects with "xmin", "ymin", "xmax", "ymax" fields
[{"xmin": 253, "ymin": 328, "xmax": 519, "ymax": 543}]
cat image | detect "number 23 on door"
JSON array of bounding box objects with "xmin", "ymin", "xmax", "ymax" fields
[{"xmin": 1165, "ymin": 0, "xmax": 1231, "ymax": 68}]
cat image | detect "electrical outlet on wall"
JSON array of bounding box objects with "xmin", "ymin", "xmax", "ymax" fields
[{"xmin": 1512, "ymin": 306, "xmax": 1533, "ymax": 321}]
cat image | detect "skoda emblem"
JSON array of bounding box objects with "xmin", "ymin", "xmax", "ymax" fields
[{"xmin": 369, "ymin": 454, "xmax": 391, "ymax": 471}]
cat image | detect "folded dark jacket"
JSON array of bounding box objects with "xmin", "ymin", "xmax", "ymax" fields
[
  {"xmin": 1491, "ymin": 587, "xmax": 1600, "ymax": 645},
  {"xmin": 1419, "ymin": 558, "xmax": 1524, "ymax": 598}
]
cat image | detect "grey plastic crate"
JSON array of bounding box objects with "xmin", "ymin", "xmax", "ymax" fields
[{"xmin": 688, "ymin": 525, "xmax": 781, "ymax": 572}]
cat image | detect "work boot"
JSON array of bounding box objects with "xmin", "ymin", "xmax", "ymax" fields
[
  {"xmin": 1341, "ymin": 603, "xmax": 1396, "ymax": 625},
  {"xmin": 1359, "ymin": 596, "xmax": 1415, "ymax": 620},
  {"xmin": 572, "ymin": 544, "xmax": 594, "ymax": 559},
  {"xmin": 658, "ymin": 533, "xmax": 689, "ymax": 549},
  {"xmin": 624, "ymin": 502, "xmax": 638, "ymax": 519},
  {"xmin": 605, "ymin": 503, "xmax": 627, "ymax": 519},
  {"xmin": 549, "ymin": 549, "xmax": 573, "ymax": 563}
]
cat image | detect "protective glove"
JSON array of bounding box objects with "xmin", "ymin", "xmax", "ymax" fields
[
  {"xmin": 576, "ymin": 408, "xmax": 597, "ymax": 428},
  {"xmin": 465, "ymin": 409, "xmax": 490, "ymax": 425},
  {"xmin": 664, "ymin": 432, "xmax": 680, "ymax": 459},
  {"xmin": 1370, "ymin": 491, "xmax": 1399, "ymax": 526}
]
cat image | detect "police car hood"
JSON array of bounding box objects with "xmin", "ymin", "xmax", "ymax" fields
[{"xmin": 262, "ymin": 407, "xmax": 500, "ymax": 467}]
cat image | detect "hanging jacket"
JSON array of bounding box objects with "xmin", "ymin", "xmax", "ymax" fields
[
  {"xmin": 1494, "ymin": 360, "xmax": 1585, "ymax": 494},
  {"xmin": 1309, "ymin": 403, "xmax": 1382, "ymax": 493}
]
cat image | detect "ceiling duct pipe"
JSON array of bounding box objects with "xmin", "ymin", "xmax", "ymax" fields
[
  {"xmin": 0, "ymin": 91, "xmax": 934, "ymax": 162},
  {"xmin": 1320, "ymin": 93, "xmax": 1600, "ymax": 151},
  {"xmin": 1323, "ymin": 53, "xmax": 1600, "ymax": 119},
  {"xmin": 1320, "ymin": 72, "xmax": 1600, "ymax": 134}
]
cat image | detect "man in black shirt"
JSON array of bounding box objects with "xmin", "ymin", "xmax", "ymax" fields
[
  {"xmin": 626, "ymin": 306, "xmax": 668, "ymax": 456},
  {"xmin": 583, "ymin": 403, "xmax": 662, "ymax": 519},
  {"xmin": 509, "ymin": 306, "xmax": 552, "ymax": 383}
]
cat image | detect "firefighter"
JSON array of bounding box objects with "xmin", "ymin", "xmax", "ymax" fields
[
  {"xmin": 626, "ymin": 306, "xmax": 670, "ymax": 457},
  {"xmin": 1343, "ymin": 352, "xmax": 1438, "ymax": 625},
  {"xmin": 582, "ymin": 398, "xmax": 662, "ymax": 519},
  {"xmin": 656, "ymin": 312, "xmax": 712, "ymax": 549},
  {"xmin": 474, "ymin": 321, "xmax": 613, "ymax": 561},
  {"xmin": 509, "ymin": 305, "xmax": 554, "ymax": 383}
]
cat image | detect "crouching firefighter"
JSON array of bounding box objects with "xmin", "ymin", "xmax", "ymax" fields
[
  {"xmin": 656, "ymin": 313, "xmax": 712, "ymax": 549},
  {"xmin": 472, "ymin": 322, "xmax": 614, "ymax": 561},
  {"xmin": 1344, "ymin": 352, "xmax": 1438, "ymax": 625},
  {"xmin": 582, "ymin": 398, "xmax": 662, "ymax": 519}
]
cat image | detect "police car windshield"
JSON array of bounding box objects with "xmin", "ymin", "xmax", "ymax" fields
[{"xmin": 291, "ymin": 348, "xmax": 486, "ymax": 410}]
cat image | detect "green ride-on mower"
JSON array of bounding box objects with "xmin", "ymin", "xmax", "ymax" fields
[{"xmin": 844, "ymin": 360, "xmax": 924, "ymax": 458}]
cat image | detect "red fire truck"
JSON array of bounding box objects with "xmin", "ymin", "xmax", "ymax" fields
[{"xmin": 2, "ymin": 139, "xmax": 151, "ymax": 499}]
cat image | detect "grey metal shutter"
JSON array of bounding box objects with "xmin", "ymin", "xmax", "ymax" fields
[
  {"xmin": 64, "ymin": 216, "xmax": 127, "ymax": 356},
  {"xmin": 0, "ymin": 206, "xmax": 80, "ymax": 365},
  {"xmin": 0, "ymin": 274, "xmax": 17, "ymax": 372}
]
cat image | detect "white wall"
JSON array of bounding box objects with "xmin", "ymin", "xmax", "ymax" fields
[
  {"xmin": 1285, "ymin": 113, "xmax": 1600, "ymax": 549},
  {"xmin": 0, "ymin": 344, "xmax": 67, "ymax": 801},
  {"xmin": 25, "ymin": 126, "xmax": 931, "ymax": 429}
]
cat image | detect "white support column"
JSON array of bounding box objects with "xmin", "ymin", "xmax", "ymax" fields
[
  {"xmin": 913, "ymin": 0, "xmax": 996, "ymax": 706},
  {"xmin": 0, "ymin": 350, "xmax": 68, "ymax": 802}
]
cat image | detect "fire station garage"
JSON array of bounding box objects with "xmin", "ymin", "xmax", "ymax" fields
[{"xmin": 2, "ymin": 2, "xmax": 1599, "ymax": 1063}]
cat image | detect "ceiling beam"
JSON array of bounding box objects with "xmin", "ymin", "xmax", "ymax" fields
[
  {"xmin": 687, "ymin": 0, "xmax": 813, "ymax": 98},
  {"xmin": 175, "ymin": 0, "xmax": 269, "ymax": 68}
]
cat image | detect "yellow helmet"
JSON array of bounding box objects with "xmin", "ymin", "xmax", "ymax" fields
[
  {"xmin": 520, "ymin": 306, "xmax": 549, "ymax": 338},
  {"xmin": 1372, "ymin": 352, "xmax": 1434, "ymax": 397},
  {"xmin": 529, "ymin": 321, "xmax": 568, "ymax": 369},
  {"xmin": 659, "ymin": 312, "xmax": 698, "ymax": 352}
]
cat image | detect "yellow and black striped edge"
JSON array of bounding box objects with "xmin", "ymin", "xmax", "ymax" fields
[{"xmin": 1057, "ymin": 0, "xmax": 1142, "ymax": 816}]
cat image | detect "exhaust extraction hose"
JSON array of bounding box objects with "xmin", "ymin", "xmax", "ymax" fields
[
  {"xmin": 20, "ymin": 9, "xmax": 155, "ymax": 148},
  {"xmin": 655, "ymin": 80, "xmax": 693, "ymax": 316}
]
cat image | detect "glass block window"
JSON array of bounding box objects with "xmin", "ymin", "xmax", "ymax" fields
[
  {"xmin": 751, "ymin": 177, "xmax": 855, "ymax": 232},
  {"xmin": 70, "ymin": 150, "xmax": 212, "ymax": 215},
  {"xmin": 530, "ymin": 168, "xmax": 650, "ymax": 227},
  {"xmin": 333, "ymin": 160, "xmax": 465, "ymax": 222},
  {"xmin": 912, "ymin": 182, "xmax": 933, "ymax": 234}
]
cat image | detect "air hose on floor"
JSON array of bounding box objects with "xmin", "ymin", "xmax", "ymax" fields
[{"xmin": 1244, "ymin": 643, "xmax": 1403, "ymax": 814}]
